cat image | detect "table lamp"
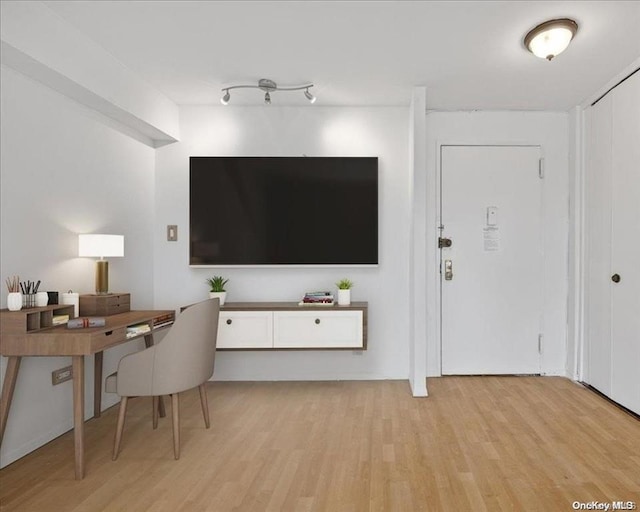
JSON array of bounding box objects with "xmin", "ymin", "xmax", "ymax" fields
[{"xmin": 78, "ymin": 234, "xmax": 124, "ymax": 294}]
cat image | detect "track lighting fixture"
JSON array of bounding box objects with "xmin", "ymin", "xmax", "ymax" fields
[
  {"xmin": 524, "ymin": 18, "xmax": 578, "ymax": 60},
  {"xmin": 220, "ymin": 78, "xmax": 316, "ymax": 105}
]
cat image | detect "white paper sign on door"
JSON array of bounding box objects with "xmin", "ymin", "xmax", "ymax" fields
[{"xmin": 483, "ymin": 226, "xmax": 500, "ymax": 251}]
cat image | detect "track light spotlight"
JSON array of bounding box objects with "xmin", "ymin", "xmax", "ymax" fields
[
  {"xmin": 220, "ymin": 78, "xmax": 315, "ymax": 105},
  {"xmin": 304, "ymin": 88, "xmax": 316, "ymax": 104}
]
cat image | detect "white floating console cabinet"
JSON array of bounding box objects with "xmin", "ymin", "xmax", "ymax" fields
[{"xmin": 218, "ymin": 302, "xmax": 368, "ymax": 350}]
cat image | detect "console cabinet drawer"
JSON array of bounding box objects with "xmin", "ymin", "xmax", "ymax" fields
[
  {"xmin": 273, "ymin": 311, "xmax": 363, "ymax": 349},
  {"xmin": 217, "ymin": 311, "xmax": 273, "ymax": 349}
]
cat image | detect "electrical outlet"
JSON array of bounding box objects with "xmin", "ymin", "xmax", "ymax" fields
[
  {"xmin": 52, "ymin": 365, "xmax": 73, "ymax": 385},
  {"xmin": 167, "ymin": 225, "xmax": 178, "ymax": 241}
]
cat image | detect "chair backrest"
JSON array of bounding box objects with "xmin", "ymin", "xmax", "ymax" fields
[{"xmin": 151, "ymin": 298, "xmax": 220, "ymax": 395}]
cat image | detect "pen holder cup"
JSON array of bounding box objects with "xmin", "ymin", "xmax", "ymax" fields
[{"xmin": 23, "ymin": 294, "xmax": 37, "ymax": 308}]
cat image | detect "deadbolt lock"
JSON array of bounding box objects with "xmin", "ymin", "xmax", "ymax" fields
[
  {"xmin": 611, "ymin": 274, "xmax": 621, "ymax": 283},
  {"xmin": 438, "ymin": 237, "xmax": 452, "ymax": 248}
]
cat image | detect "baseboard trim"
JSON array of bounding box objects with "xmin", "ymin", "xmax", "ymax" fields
[{"xmin": 580, "ymin": 383, "xmax": 640, "ymax": 420}]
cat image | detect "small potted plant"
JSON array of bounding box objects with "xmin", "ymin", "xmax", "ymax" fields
[
  {"xmin": 206, "ymin": 276, "xmax": 228, "ymax": 305},
  {"xmin": 336, "ymin": 278, "xmax": 353, "ymax": 306}
]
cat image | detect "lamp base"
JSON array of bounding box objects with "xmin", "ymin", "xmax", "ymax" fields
[{"xmin": 95, "ymin": 260, "xmax": 109, "ymax": 294}]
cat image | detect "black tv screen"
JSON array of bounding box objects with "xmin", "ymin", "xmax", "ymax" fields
[{"xmin": 189, "ymin": 157, "xmax": 378, "ymax": 266}]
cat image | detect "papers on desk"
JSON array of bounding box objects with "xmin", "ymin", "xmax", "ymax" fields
[{"xmin": 126, "ymin": 323, "xmax": 151, "ymax": 338}]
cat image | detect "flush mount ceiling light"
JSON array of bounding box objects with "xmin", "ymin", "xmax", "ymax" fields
[
  {"xmin": 221, "ymin": 78, "xmax": 315, "ymax": 105},
  {"xmin": 524, "ymin": 18, "xmax": 578, "ymax": 60}
]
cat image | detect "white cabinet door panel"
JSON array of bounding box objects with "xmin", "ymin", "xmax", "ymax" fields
[
  {"xmin": 273, "ymin": 311, "xmax": 363, "ymax": 348},
  {"xmin": 218, "ymin": 311, "xmax": 273, "ymax": 349}
]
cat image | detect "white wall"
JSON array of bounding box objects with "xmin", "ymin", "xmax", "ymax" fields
[
  {"xmin": 424, "ymin": 111, "xmax": 570, "ymax": 376},
  {"xmin": 0, "ymin": 67, "xmax": 156, "ymax": 467},
  {"xmin": 154, "ymin": 106, "xmax": 411, "ymax": 381}
]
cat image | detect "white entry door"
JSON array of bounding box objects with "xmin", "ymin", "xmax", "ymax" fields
[{"xmin": 440, "ymin": 145, "xmax": 543, "ymax": 375}]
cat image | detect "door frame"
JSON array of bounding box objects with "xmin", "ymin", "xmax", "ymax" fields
[{"xmin": 430, "ymin": 140, "xmax": 546, "ymax": 377}]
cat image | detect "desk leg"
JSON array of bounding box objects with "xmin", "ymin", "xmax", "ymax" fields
[
  {"xmin": 0, "ymin": 356, "xmax": 21, "ymax": 445},
  {"xmin": 144, "ymin": 334, "xmax": 166, "ymax": 418},
  {"xmin": 94, "ymin": 351, "xmax": 103, "ymax": 418},
  {"xmin": 72, "ymin": 355, "xmax": 85, "ymax": 480}
]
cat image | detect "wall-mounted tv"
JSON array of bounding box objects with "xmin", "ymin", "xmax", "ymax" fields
[{"xmin": 189, "ymin": 156, "xmax": 378, "ymax": 266}]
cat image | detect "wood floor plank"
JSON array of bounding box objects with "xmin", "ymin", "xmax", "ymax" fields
[{"xmin": 0, "ymin": 377, "xmax": 638, "ymax": 511}]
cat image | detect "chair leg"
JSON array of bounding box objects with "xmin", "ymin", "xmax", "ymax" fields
[
  {"xmin": 112, "ymin": 396, "xmax": 128, "ymax": 461},
  {"xmin": 152, "ymin": 396, "xmax": 159, "ymax": 430},
  {"xmin": 171, "ymin": 393, "xmax": 180, "ymax": 460},
  {"xmin": 199, "ymin": 383, "xmax": 210, "ymax": 428}
]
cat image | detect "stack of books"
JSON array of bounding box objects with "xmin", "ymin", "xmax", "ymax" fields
[
  {"xmin": 126, "ymin": 323, "xmax": 151, "ymax": 339},
  {"xmin": 153, "ymin": 313, "xmax": 175, "ymax": 329},
  {"xmin": 52, "ymin": 314, "xmax": 69, "ymax": 326},
  {"xmin": 298, "ymin": 291, "xmax": 335, "ymax": 306}
]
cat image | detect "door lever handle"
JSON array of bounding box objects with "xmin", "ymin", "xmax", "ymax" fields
[{"xmin": 444, "ymin": 260, "xmax": 453, "ymax": 280}]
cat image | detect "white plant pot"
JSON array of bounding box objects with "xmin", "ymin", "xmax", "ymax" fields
[
  {"xmin": 337, "ymin": 289, "xmax": 351, "ymax": 306},
  {"xmin": 209, "ymin": 291, "xmax": 227, "ymax": 305},
  {"xmin": 7, "ymin": 292, "xmax": 22, "ymax": 311}
]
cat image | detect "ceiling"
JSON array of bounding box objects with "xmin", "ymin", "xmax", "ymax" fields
[{"xmin": 43, "ymin": 1, "xmax": 640, "ymax": 110}]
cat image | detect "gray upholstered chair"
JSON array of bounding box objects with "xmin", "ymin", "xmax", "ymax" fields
[{"xmin": 105, "ymin": 298, "xmax": 220, "ymax": 460}]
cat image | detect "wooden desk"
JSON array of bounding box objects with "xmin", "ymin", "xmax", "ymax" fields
[{"xmin": 0, "ymin": 307, "xmax": 175, "ymax": 479}]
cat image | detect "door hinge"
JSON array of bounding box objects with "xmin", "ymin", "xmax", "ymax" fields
[
  {"xmin": 538, "ymin": 158, "xmax": 544, "ymax": 179},
  {"xmin": 538, "ymin": 334, "xmax": 543, "ymax": 354}
]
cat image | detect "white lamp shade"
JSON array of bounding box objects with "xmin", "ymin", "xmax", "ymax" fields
[
  {"xmin": 528, "ymin": 27, "xmax": 573, "ymax": 59},
  {"xmin": 78, "ymin": 234, "xmax": 124, "ymax": 258}
]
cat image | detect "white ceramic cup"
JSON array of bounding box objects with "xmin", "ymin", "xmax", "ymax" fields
[
  {"xmin": 7, "ymin": 292, "xmax": 22, "ymax": 311},
  {"xmin": 36, "ymin": 291, "xmax": 49, "ymax": 307}
]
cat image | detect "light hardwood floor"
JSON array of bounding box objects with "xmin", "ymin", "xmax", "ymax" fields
[{"xmin": 1, "ymin": 377, "xmax": 638, "ymax": 511}]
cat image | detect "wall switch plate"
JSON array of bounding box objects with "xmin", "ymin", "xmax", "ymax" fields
[
  {"xmin": 167, "ymin": 225, "xmax": 178, "ymax": 241},
  {"xmin": 52, "ymin": 365, "xmax": 73, "ymax": 385}
]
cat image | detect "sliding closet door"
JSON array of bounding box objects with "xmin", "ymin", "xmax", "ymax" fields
[
  {"xmin": 610, "ymin": 71, "xmax": 640, "ymax": 414},
  {"xmin": 585, "ymin": 70, "xmax": 640, "ymax": 415},
  {"xmin": 585, "ymin": 94, "xmax": 613, "ymax": 396}
]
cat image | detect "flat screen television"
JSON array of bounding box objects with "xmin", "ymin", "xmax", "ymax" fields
[{"xmin": 189, "ymin": 156, "xmax": 378, "ymax": 266}]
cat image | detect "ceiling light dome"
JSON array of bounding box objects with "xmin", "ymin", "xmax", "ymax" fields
[{"xmin": 524, "ymin": 18, "xmax": 578, "ymax": 60}]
